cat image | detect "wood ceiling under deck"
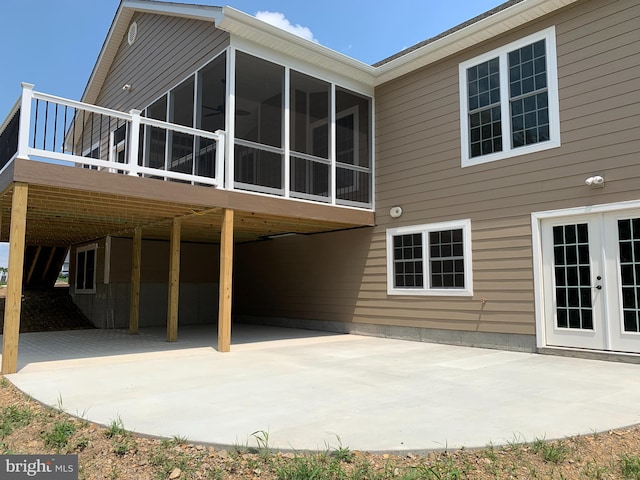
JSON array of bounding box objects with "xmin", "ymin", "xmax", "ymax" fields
[{"xmin": 0, "ymin": 160, "xmax": 375, "ymax": 247}]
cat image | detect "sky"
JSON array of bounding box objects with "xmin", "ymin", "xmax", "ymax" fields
[{"xmin": 0, "ymin": 0, "xmax": 505, "ymax": 267}]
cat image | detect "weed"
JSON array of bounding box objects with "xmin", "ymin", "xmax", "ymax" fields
[
  {"xmin": 206, "ymin": 467, "xmax": 225, "ymax": 480},
  {"xmin": 105, "ymin": 416, "xmax": 127, "ymax": 438},
  {"xmin": 42, "ymin": 419, "xmax": 77, "ymax": 452},
  {"xmin": 328, "ymin": 434, "xmax": 355, "ymax": 463},
  {"xmin": 583, "ymin": 459, "xmax": 609, "ymax": 479},
  {"xmin": 0, "ymin": 378, "xmax": 8, "ymax": 388},
  {"xmin": 483, "ymin": 442, "xmax": 498, "ymax": 462},
  {"xmin": 532, "ymin": 437, "xmax": 569, "ymax": 464},
  {"xmin": 620, "ymin": 454, "xmax": 640, "ymax": 480},
  {"xmin": 0, "ymin": 405, "xmax": 35, "ymax": 438},
  {"xmin": 251, "ymin": 429, "xmax": 271, "ymax": 457},
  {"xmin": 109, "ymin": 465, "xmax": 119, "ymax": 479},
  {"xmin": 172, "ymin": 434, "xmax": 188, "ymax": 445},
  {"xmin": 274, "ymin": 453, "xmax": 343, "ymax": 480},
  {"xmin": 74, "ymin": 434, "xmax": 90, "ymax": 451}
]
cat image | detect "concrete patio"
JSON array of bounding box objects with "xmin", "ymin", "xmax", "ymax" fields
[{"xmin": 3, "ymin": 325, "xmax": 640, "ymax": 452}]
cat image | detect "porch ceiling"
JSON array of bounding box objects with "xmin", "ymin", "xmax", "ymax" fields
[{"xmin": 0, "ymin": 160, "xmax": 374, "ymax": 246}]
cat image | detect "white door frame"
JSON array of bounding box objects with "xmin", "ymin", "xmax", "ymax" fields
[{"xmin": 532, "ymin": 199, "xmax": 640, "ymax": 351}]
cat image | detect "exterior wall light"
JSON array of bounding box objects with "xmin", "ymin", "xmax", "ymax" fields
[
  {"xmin": 585, "ymin": 175, "xmax": 604, "ymax": 188},
  {"xmin": 389, "ymin": 206, "xmax": 403, "ymax": 218}
]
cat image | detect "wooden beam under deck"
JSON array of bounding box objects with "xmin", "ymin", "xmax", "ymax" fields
[
  {"xmin": 1, "ymin": 183, "xmax": 28, "ymax": 374},
  {"xmin": 218, "ymin": 208, "xmax": 234, "ymax": 353}
]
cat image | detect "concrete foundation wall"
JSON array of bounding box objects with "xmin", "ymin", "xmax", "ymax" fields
[{"xmin": 236, "ymin": 315, "xmax": 537, "ymax": 353}]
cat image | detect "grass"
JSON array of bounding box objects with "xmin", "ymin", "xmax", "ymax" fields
[
  {"xmin": 41, "ymin": 419, "xmax": 77, "ymax": 452},
  {"xmin": 0, "ymin": 405, "xmax": 35, "ymax": 438},
  {"xmin": 620, "ymin": 454, "xmax": 640, "ymax": 480},
  {"xmin": 532, "ymin": 436, "xmax": 570, "ymax": 464}
]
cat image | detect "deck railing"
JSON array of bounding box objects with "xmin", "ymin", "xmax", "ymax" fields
[{"xmin": 0, "ymin": 83, "xmax": 225, "ymax": 186}]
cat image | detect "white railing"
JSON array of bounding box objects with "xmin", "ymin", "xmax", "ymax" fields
[
  {"xmin": 0, "ymin": 83, "xmax": 225, "ymax": 186},
  {"xmin": 0, "ymin": 83, "xmax": 374, "ymax": 209}
]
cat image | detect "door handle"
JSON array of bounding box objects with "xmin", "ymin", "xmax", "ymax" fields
[{"xmin": 594, "ymin": 285, "xmax": 602, "ymax": 290}]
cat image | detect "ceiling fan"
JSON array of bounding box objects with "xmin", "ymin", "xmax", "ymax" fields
[{"xmin": 203, "ymin": 104, "xmax": 250, "ymax": 117}]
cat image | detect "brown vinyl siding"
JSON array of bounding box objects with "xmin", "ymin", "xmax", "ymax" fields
[
  {"xmin": 235, "ymin": 0, "xmax": 640, "ymax": 342},
  {"xmin": 96, "ymin": 12, "xmax": 229, "ymax": 112}
]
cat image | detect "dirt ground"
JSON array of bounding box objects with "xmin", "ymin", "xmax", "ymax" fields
[{"xmin": 1, "ymin": 377, "xmax": 639, "ymax": 480}]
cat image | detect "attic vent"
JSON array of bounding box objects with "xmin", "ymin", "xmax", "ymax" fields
[{"xmin": 127, "ymin": 22, "xmax": 138, "ymax": 46}]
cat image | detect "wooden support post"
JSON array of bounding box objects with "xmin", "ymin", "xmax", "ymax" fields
[
  {"xmin": 129, "ymin": 227, "xmax": 142, "ymax": 334},
  {"xmin": 218, "ymin": 208, "xmax": 234, "ymax": 353},
  {"xmin": 2, "ymin": 183, "xmax": 28, "ymax": 374},
  {"xmin": 167, "ymin": 218, "xmax": 181, "ymax": 342}
]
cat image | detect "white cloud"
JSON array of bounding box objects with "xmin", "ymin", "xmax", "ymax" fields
[{"xmin": 255, "ymin": 11, "xmax": 319, "ymax": 43}]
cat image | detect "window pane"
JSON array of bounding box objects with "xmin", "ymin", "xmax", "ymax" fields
[
  {"xmin": 170, "ymin": 77, "xmax": 195, "ymax": 176},
  {"xmin": 76, "ymin": 251, "xmax": 86, "ymax": 290},
  {"xmin": 290, "ymin": 70, "xmax": 330, "ymax": 158},
  {"xmin": 509, "ymin": 39, "xmax": 548, "ymax": 149},
  {"xmin": 235, "ymin": 51, "xmax": 284, "ymax": 147},
  {"xmin": 429, "ymin": 229, "xmax": 465, "ymax": 289},
  {"xmin": 511, "ymin": 92, "xmax": 549, "ymax": 148},
  {"xmin": 393, "ymin": 233, "xmax": 424, "ymax": 289},
  {"xmin": 336, "ymin": 87, "xmax": 371, "ymax": 170},
  {"xmin": 469, "ymin": 106, "xmax": 501, "ymax": 158},
  {"xmin": 145, "ymin": 96, "xmax": 167, "ymax": 170},
  {"xmin": 234, "ymin": 144, "xmax": 282, "ymax": 190},
  {"xmin": 291, "ymin": 156, "xmax": 329, "ymax": 198},
  {"xmin": 198, "ymin": 53, "xmax": 226, "ymax": 134},
  {"xmin": 85, "ymin": 249, "xmax": 95, "ymax": 290}
]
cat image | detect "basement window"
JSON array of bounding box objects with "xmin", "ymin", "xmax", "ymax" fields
[{"xmin": 76, "ymin": 244, "xmax": 97, "ymax": 294}]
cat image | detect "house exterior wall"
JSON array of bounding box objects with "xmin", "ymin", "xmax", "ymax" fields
[
  {"xmin": 95, "ymin": 12, "xmax": 229, "ymax": 112},
  {"xmin": 71, "ymin": 238, "xmax": 220, "ymax": 329},
  {"xmin": 234, "ymin": 0, "xmax": 640, "ymax": 351}
]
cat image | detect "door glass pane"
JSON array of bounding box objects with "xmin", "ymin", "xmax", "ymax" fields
[
  {"xmin": 552, "ymin": 224, "xmax": 593, "ymax": 330},
  {"xmin": 618, "ymin": 219, "xmax": 640, "ymax": 333}
]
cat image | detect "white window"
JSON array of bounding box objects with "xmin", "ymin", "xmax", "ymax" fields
[
  {"xmin": 387, "ymin": 220, "xmax": 473, "ymax": 296},
  {"xmin": 459, "ymin": 26, "xmax": 560, "ymax": 167},
  {"xmin": 75, "ymin": 244, "xmax": 97, "ymax": 294}
]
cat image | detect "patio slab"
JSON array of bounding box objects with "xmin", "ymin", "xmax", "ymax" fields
[{"xmin": 3, "ymin": 325, "xmax": 640, "ymax": 452}]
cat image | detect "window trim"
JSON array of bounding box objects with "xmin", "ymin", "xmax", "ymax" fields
[
  {"xmin": 459, "ymin": 26, "xmax": 560, "ymax": 168},
  {"xmin": 386, "ymin": 219, "xmax": 473, "ymax": 296},
  {"xmin": 75, "ymin": 243, "xmax": 98, "ymax": 294}
]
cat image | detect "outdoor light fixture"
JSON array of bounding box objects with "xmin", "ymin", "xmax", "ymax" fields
[
  {"xmin": 585, "ymin": 175, "xmax": 604, "ymax": 188},
  {"xmin": 389, "ymin": 206, "xmax": 403, "ymax": 218},
  {"xmin": 122, "ymin": 84, "xmax": 132, "ymax": 91}
]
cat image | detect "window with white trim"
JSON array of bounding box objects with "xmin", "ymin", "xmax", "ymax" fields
[
  {"xmin": 75, "ymin": 244, "xmax": 97, "ymax": 294},
  {"xmin": 459, "ymin": 26, "xmax": 560, "ymax": 167},
  {"xmin": 387, "ymin": 220, "xmax": 473, "ymax": 296}
]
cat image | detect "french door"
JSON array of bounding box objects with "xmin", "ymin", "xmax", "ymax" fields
[{"xmin": 541, "ymin": 210, "xmax": 640, "ymax": 353}]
